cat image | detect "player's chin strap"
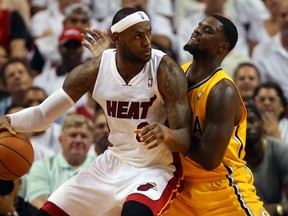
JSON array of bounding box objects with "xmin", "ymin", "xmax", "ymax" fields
[{"xmin": 7, "ymin": 88, "xmax": 75, "ymax": 132}]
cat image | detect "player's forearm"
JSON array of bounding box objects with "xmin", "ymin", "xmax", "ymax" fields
[
  {"xmin": 165, "ymin": 128, "xmax": 191, "ymax": 154},
  {"xmin": 7, "ymin": 89, "xmax": 74, "ymax": 132}
]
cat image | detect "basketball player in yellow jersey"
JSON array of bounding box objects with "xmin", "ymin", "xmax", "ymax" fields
[{"xmin": 164, "ymin": 15, "xmax": 269, "ymax": 216}]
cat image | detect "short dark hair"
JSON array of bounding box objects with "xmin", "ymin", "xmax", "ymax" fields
[
  {"xmin": 233, "ymin": 62, "xmax": 261, "ymax": 80},
  {"xmin": 112, "ymin": 7, "xmax": 140, "ymax": 26},
  {"xmin": 253, "ymin": 82, "xmax": 288, "ymax": 119},
  {"xmin": 212, "ymin": 15, "xmax": 238, "ymax": 51},
  {"xmin": 0, "ymin": 58, "xmax": 31, "ymax": 86}
]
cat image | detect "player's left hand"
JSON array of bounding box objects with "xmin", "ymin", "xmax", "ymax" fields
[
  {"xmin": 81, "ymin": 28, "xmax": 113, "ymax": 58},
  {"xmin": 134, "ymin": 123, "xmax": 170, "ymax": 149}
]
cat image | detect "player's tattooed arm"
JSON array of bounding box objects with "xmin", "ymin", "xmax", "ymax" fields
[
  {"xmin": 62, "ymin": 57, "xmax": 101, "ymax": 103},
  {"xmin": 157, "ymin": 55, "xmax": 192, "ymax": 153}
]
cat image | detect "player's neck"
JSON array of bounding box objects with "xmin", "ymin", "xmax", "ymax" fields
[
  {"xmin": 116, "ymin": 58, "xmax": 145, "ymax": 84},
  {"xmin": 186, "ymin": 63, "xmax": 221, "ymax": 84}
]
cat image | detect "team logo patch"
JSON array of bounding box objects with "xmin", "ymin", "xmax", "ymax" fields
[
  {"xmin": 138, "ymin": 12, "xmax": 145, "ymax": 19},
  {"xmin": 137, "ymin": 182, "xmax": 158, "ymax": 191},
  {"xmin": 148, "ymin": 78, "xmax": 153, "ymax": 87},
  {"xmin": 197, "ymin": 92, "xmax": 203, "ymax": 100}
]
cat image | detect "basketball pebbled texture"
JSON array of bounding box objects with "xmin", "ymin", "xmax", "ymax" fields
[{"xmin": 0, "ymin": 131, "xmax": 34, "ymax": 180}]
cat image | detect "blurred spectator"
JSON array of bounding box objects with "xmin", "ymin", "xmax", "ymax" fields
[
  {"xmin": 30, "ymin": 0, "xmax": 58, "ymax": 17},
  {"xmin": 253, "ymin": 82, "xmax": 288, "ymax": 143},
  {"xmin": 262, "ymin": 0, "xmax": 282, "ymax": 39},
  {"xmin": 0, "ymin": 179, "xmax": 38, "ymax": 216},
  {"xmin": 173, "ymin": 0, "xmax": 206, "ymax": 28},
  {"xmin": 233, "ymin": 0, "xmax": 270, "ymax": 52},
  {"xmin": 233, "ymin": 62, "xmax": 261, "ymax": 102},
  {"xmin": 32, "ymin": 27, "xmax": 83, "ymax": 95},
  {"xmin": 252, "ymin": 0, "xmax": 288, "ymax": 99},
  {"xmin": 95, "ymin": 135, "xmax": 110, "ymax": 156},
  {"xmin": 30, "ymin": 2, "xmax": 94, "ymax": 77},
  {"xmin": 85, "ymin": 0, "xmax": 119, "ymax": 25},
  {"xmin": 0, "ymin": 0, "xmax": 31, "ymax": 28},
  {"xmin": 26, "ymin": 114, "xmax": 95, "ymax": 208},
  {"xmin": 245, "ymin": 102, "xmax": 288, "ymax": 216},
  {"xmin": 176, "ymin": 0, "xmax": 252, "ymax": 65},
  {"xmin": 0, "ymin": 45, "xmax": 8, "ymax": 67},
  {"xmin": 30, "ymin": 0, "xmax": 79, "ymax": 40},
  {"xmin": 0, "ymin": 58, "xmax": 33, "ymax": 116},
  {"xmin": 0, "ymin": 45, "xmax": 9, "ymax": 98},
  {"xmin": 0, "ymin": 8, "xmax": 28, "ymax": 58},
  {"xmin": 88, "ymin": 108, "xmax": 110, "ymax": 157},
  {"xmin": 5, "ymin": 103, "xmax": 27, "ymax": 115},
  {"xmin": 75, "ymin": 92, "xmax": 97, "ymax": 120},
  {"xmin": 23, "ymin": 86, "xmax": 62, "ymax": 156},
  {"xmin": 0, "ymin": 180, "xmax": 15, "ymax": 215}
]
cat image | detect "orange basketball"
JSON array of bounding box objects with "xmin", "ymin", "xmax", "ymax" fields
[{"xmin": 0, "ymin": 131, "xmax": 34, "ymax": 180}]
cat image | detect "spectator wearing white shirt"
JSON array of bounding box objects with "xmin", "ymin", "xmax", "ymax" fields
[{"xmin": 252, "ymin": 0, "xmax": 288, "ymax": 99}]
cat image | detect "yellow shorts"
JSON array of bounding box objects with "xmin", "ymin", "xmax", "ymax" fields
[{"xmin": 164, "ymin": 166, "xmax": 269, "ymax": 216}]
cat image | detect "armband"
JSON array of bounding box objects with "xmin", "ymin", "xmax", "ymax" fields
[{"xmin": 165, "ymin": 128, "xmax": 172, "ymax": 143}]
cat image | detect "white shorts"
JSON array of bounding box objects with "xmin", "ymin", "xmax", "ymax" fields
[{"xmin": 42, "ymin": 150, "xmax": 183, "ymax": 216}]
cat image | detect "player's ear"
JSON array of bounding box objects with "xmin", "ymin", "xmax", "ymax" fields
[
  {"xmin": 112, "ymin": 32, "xmax": 121, "ymax": 43},
  {"xmin": 217, "ymin": 42, "xmax": 229, "ymax": 53}
]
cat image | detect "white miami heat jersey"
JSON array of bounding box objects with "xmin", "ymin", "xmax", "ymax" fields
[{"xmin": 93, "ymin": 48, "xmax": 174, "ymax": 167}]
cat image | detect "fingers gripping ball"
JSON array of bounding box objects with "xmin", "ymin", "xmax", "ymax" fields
[{"xmin": 0, "ymin": 131, "xmax": 34, "ymax": 180}]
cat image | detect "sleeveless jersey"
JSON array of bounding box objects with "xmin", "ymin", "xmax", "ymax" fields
[
  {"xmin": 181, "ymin": 62, "xmax": 247, "ymax": 183},
  {"xmin": 93, "ymin": 49, "xmax": 174, "ymax": 167}
]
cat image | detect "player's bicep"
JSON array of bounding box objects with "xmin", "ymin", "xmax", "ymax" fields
[
  {"xmin": 203, "ymin": 80, "xmax": 241, "ymax": 162},
  {"xmin": 63, "ymin": 58, "xmax": 99, "ymax": 102},
  {"xmin": 158, "ymin": 56, "xmax": 190, "ymax": 129}
]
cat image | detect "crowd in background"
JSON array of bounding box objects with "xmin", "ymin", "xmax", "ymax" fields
[{"xmin": 0, "ymin": 0, "xmax": 288, "ymax": 215}]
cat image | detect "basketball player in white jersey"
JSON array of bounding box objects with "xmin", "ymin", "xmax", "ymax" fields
[{"xmin": 0, "ymin": 7, "xmax": 192, "ymax": 216}]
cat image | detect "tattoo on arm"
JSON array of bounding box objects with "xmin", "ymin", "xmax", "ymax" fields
[{"xmin": 63, "ymin": 58, "xmax": 99, "ymax": 100}]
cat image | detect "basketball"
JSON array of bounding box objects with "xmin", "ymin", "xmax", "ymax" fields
[{"xmin": 0, "ymin": 131, "xmax": 34, "ymax": 180}]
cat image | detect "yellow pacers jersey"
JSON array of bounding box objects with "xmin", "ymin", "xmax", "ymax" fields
[{"xmin": 181, "ymin": 62, "xmax": 247, "ymax": 183}]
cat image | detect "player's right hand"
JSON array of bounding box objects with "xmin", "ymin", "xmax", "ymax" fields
[{"xmin": 0, "ymin": 116, "xmax": 16, "ymax": 134}]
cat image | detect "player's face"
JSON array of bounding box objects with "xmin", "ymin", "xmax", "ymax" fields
[
  {"xmin": 234, "ymin": 66, "xmax": 260, "ymax": 102},
  {"xmin": 254, "ymin": 88, "xmax": 284, "ymax": 119},
  {"xmin": 60, "ymin": 124, "xmax": 93, "ymax": 163},
  {"xmin": 120, "ymin": 21, "xmax": 152, "ymax": 63},
  {"xmin": 184, "ymin": 17, "xmax": 225, "ymax": 56},
  {"xmin": 246, "ymin": 109, "xmax": 263, "ymax": 147}
]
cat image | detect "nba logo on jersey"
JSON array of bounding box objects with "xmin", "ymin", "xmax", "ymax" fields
[
  {"xmin": 148, "ymin": 78, "xmax": 153, "ymax": 87},
  {"xmin": 138, "ymin": 12, "xmax": 145, "ymax": 19}
]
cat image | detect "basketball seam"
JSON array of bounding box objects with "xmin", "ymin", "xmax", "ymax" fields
[
  {"xmin": 0, "ymin": 160, "xmax": 21, "ymax": 178},
  {"xmin": 0, "ymin": 143, "xmax": 33, "ymax": 166}
]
